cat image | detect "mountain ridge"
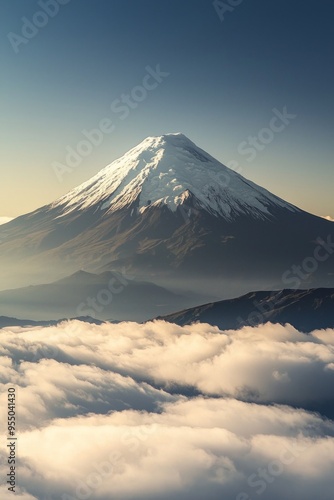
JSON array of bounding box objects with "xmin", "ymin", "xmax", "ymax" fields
[
  {"xmin": 0, "ymin": 270, "xmax": 204, "ymax": 321},
  {"xmin": 0, "ymin": 133, "xmax": 333, "ymax": 294},
  {"xmin": 157, "ymin": 287, "xmax": 334, "ymax": 333}
]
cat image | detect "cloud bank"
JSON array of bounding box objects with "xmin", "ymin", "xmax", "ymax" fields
[{"xmin": 1, "ymin": 320, "xmax": 334, "ymax": 499}]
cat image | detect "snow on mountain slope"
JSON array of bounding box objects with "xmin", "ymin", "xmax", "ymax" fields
[{"xmin": 52, "ymin": 133, "xmax": 299, "ymax": 221}]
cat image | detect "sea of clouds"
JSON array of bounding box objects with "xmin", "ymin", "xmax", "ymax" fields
[{"xmin": 1, "ymin": 320, "xmax": 334, "ymax": 500}]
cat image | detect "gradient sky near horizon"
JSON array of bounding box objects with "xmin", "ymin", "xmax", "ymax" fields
[{"xmin": 1, "ymin": 0, "xmax": 333, "ymax": 219}]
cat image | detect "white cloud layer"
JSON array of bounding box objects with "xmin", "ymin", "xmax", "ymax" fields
[
  {"xmin": 1, "ymin": 320, "xmax": 334, "ymax": 499},
  {"xmin": 0, "ymin": 217, "xmax": 13, "ymax": 225}
]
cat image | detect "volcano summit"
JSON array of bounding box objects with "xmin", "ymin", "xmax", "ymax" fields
[{"xmin": 0, "ymin": 133, "xmax": 333, "ymax": 297}]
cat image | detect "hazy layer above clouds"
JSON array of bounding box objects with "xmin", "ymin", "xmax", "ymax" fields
[{"xmin": 1, "ymin": 320, "xmax": 334, "ymax": 500}]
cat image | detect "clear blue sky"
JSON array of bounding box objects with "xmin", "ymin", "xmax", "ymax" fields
[{"xmin": 1, "ymin": 0, "xmax": 333, "ymax": 218}]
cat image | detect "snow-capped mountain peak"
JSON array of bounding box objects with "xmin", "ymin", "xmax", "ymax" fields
[{"xmin": 52, "ymin": 133, "xmax": 298, "ymax": 221}]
